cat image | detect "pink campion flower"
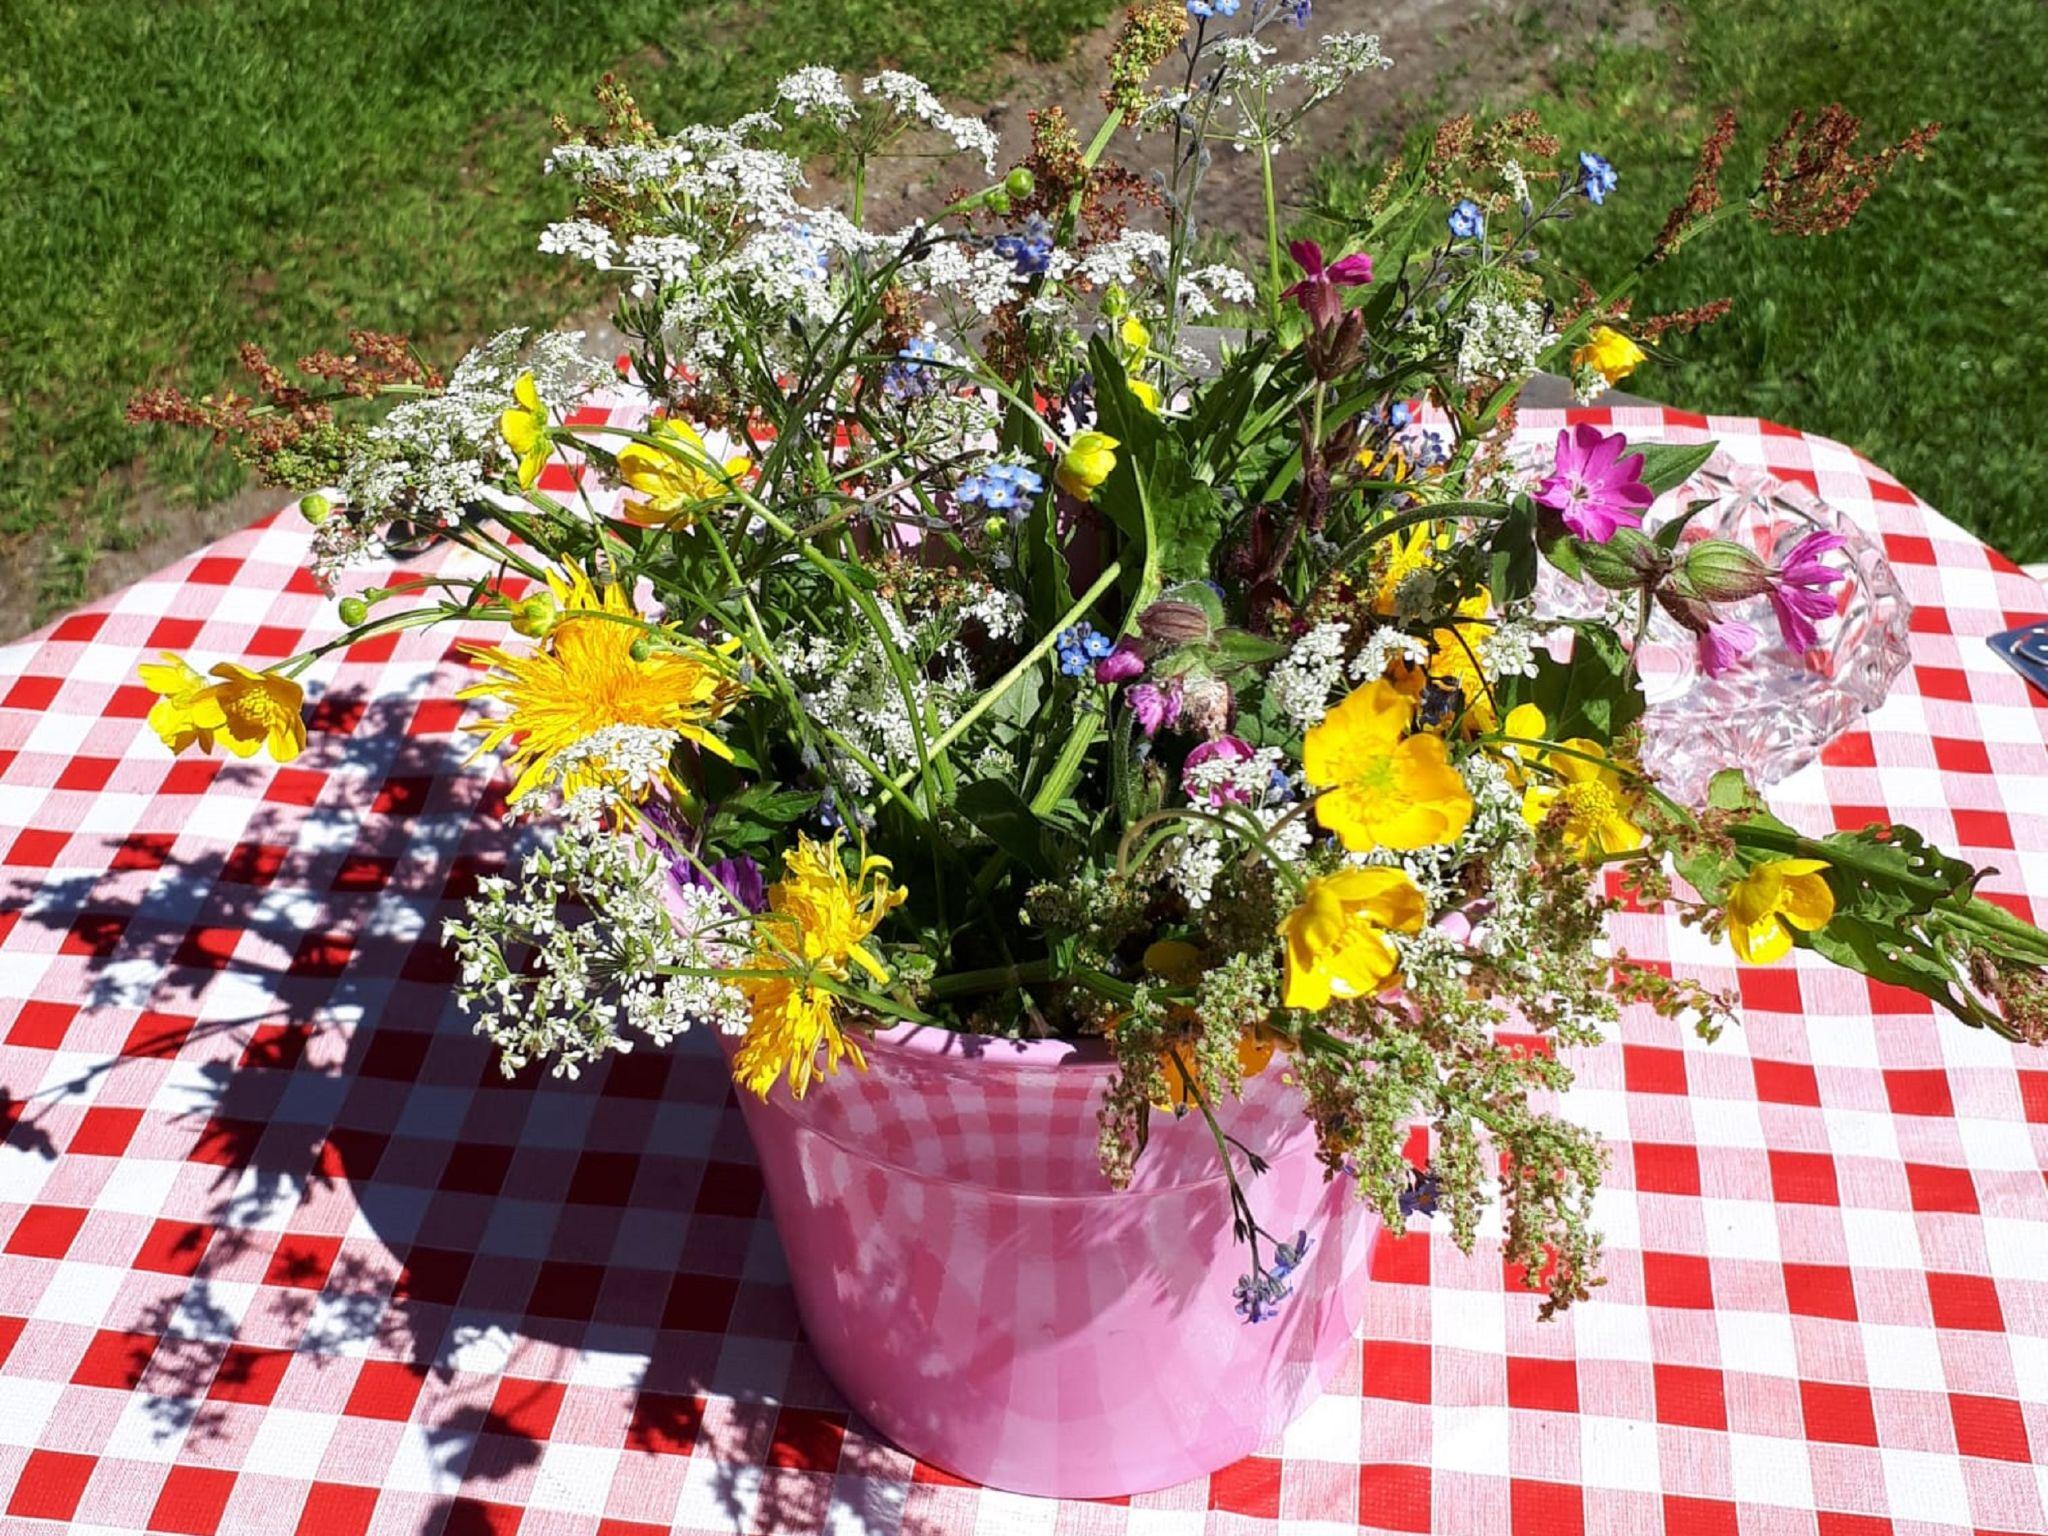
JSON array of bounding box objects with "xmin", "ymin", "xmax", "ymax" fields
[
  {"xmin": 1094, "ymin": 638, "xmax": 1145, "ymax": 683},
  {"xmin": 1765, "ymin": 530, "xmax": 1848, "ymax": 653},
  {"xmin": 1698, "ymin": 618, "xmax": 1761, "ymax": 677},
  {"xmin": 1280, "ymin": 240, "xmax": 1373, "ymax": 330},
  {"xmin": 1531, "ymin": 423, "xmax": 1654, "ymax": 543},
  {"xmin": 1128, "ymin": 681, "xmax": 1182, "ymax": 737}
]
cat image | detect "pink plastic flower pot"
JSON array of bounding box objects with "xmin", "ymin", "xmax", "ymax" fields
[{"xmin": 718, "ymin": 1021, "xmax": 1376, "ymax": 1498}]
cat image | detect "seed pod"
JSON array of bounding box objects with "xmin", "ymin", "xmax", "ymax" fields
[
  {"xmin": 337, "ymin": 596, "xmax": 369, "ymax": 627},
  {"xmin": 1137, "ymin": 599, "xmax": 1212, "ymax": 645},
  {"xmin": 1681, "ymin": 538, "xmax": 1775, "ymax": 601},
  {"xmin": 299, "ymin": 493, "xmax": 332, "ymax": 525}
]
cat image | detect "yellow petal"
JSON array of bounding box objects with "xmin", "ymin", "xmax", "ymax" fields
[
  {"xmin": 513, "ymin": 372, "xmax": 541, "ymax": 412},
  {"xmin": 1777, "ymin": 869, "xmax": 1836, "ymax": 932},
  {"xmin": 1732, "ymin": 914, "xmax": 1794, "ymax": 964},
  {"xmin": 1303, "ymin": 680, "xmax": 1411, "ymax": 787}
]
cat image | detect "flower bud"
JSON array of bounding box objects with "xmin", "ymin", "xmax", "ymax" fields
[
  {"xmin": 298, "ymin": 493, "xmax": 332, "ymax": 525},
  {"xmin": 985, "ymin": 190, "xmax": 1012, "ymax": 215},
  {"xmin": 1681, "ymin": 538, "xmax": 1775, "ymax": 601},
  {"xmin": 1004, "ymin": 168, "xmax": 1036, "ymax": 199},
  {"xmin": 337, "ymin": 595, "xmax": 369, "ymax": 627},
  {"xmin": 629, "ymin": 634, "xmax": 655, "ymax": 662},
  {"xmin": 511, "ymin": 593, "xmax": 557, "ymax": 639},
  {"xmin": 1137, "ymin": 599, "xmax": 1211, "ymax": 645},
  {"xmin": 1094, "ymin": 638, "xmax": 1146, "ymax": 683}
]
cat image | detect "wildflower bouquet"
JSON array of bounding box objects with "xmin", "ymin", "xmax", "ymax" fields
[{"xmin": 134, "ymin": 0, "xmax": 2040, "ymax": 1327}]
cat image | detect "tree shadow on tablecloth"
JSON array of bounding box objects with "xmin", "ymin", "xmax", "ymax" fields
[{"xmin": 1, "ymin": 688, "xmax": 915, "ymax": 1536}]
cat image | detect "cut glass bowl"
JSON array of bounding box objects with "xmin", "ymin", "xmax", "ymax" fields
[{"xmin": 1528, "ymin": 450, "xmax": 1914, "ymax": 804}]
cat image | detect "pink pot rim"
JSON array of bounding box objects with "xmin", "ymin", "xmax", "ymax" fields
[{"xmin": 867, "ymin": 1018, "xmax": 1117, "ymax": 1074}]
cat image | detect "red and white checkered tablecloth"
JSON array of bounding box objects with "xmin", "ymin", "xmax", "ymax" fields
[{"xmin": 2, "ymin": 403, "xmax": 2046, "ymax": 1536}]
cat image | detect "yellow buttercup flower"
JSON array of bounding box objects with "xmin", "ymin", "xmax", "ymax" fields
[
  {"xmin": 1276, "ymin": 866, "xmax": 1427, "ymax": 1011},
  {"xmin": 1127, "ymin": 377, "xmax": 1162, "ymax": 415},
  {"xmin": 139, "ymin": 652, "xmax": 227, "ymax": 754},
  {"xmin": 1572, "ymin": 326, "xmax": 1646, "ymax": 385},
  {"xmin": 1726, "ymin": 858, "xmax": 1835, "ymax": 964},
  {"xmin": 1118, "ymin": 315, "xmax": 1151, "ymax": 355},
  {"xmin": 1303, "ymin": 679, "xmax": 1474, "ymax": 852},
  {"xmin": 616, "ymin": 418, "xmax": 752, "ymax": 528},
  {"xmin": 1496, "ymin": 701, "xmax": 1549, "ymax": 785},
  {"xmin": 733, "ymin": 834, "xmax": 910, "ymax": 1099},
  {"xmin": 1520, "ymin": 737, "xmax": 1645, "ymax": 859},
  {"xmin": 138, "ymin": 653, "xmax": 305, "ymax": 762},
  {"xmin": 1055, "ymin": 431, "xmax": 1120, "ymax": 501},
  {"xmin": 499, "ymin": 372, "xmax": 552, "ymax": 489},
  {"xmin": 208, "ymin": 664, "xmax": 308, "ymax": 763},
  {"xmin": 459, "ymin": 567, "xmax": 742, "ymax": 803}
]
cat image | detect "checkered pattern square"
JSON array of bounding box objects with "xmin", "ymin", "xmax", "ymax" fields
[{"xmin": 1, "ymin": 404, "xmax": 2046, "ymax": 1533}]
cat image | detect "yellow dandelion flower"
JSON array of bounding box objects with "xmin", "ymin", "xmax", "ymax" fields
[
  {"xmin": 734, "ymin": 834, "xmax": 909, "ymax": 1100},
  {"xmin": 616, "ymin": 418, "xmax": 752, "ymax": 528},
  {"xmin": 139, "ymin": 652, "xmax": 227, "ymax": 755},
  {"xmin": 500, "ymin": 373, "xmax": 551, "ymax": 489},
  {"xmin": 459, "ymin": 567, "xmax": 742, "ymax": 803},
  {"xmin": 1520, "ymin": 737, "xmax": 1645, "ymax": 859},
  {"xmin": 1727, "ymin": 858, "xmax": 1835, "ymax": 964},
  {"xmin": 1303, "ymin": 678, "xmax": 1474, "ymax": 852},
  {"xmin": 1371, "ymin": 521, "xmax": 1437, "ymax": 615},
  {"xmin": 1276, "ymin": 866, "xmax": 1427, "ymax": 1011}
]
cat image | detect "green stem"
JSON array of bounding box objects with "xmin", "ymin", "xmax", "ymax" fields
[
  {"xmin": 1259, "ymin": 137, "xmax": 1283, "ymax": 326},
  {"xmin": 892, "ymin": 559, "xmax": 1125, "ymax": 792}
]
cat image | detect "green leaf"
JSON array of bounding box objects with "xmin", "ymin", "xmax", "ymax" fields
[
  {"xmin": 1632, "ymin": 440, "xmax": 1717, "ymax": 496},
  {"xmin": 956, "ymin": 777, "xmax": 1058, "ymax": 876},
  {"xmin": 1089, "ymin": 335, "xmax": 1226, "ymax": 588},
  {"xmin": 702, "ymin": 784, "xmax": 823, "ymax": 852},
  {"xmin": 1212, "ymin": 629, "xmax": 1289, "ymax": 667},
  {"xmin": 1487, "ymin": 496, "xmax": 1539, "ymax": 604},
  {"xmin": 1520, "ymin": 625, "xmax": 1644, "ymax": 743}
]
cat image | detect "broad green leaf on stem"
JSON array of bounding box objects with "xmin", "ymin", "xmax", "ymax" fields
[
  {"xmin": 1633, "ymin": 440, "xmax": 1718, "ymax": 496},
  {"xmin": 1504, "ymin": 624, "xmax": 1644, "ymax": 744},
  {"xmin": 956, "ymin": 777, "xmax": 1059, "ymax": 877}
]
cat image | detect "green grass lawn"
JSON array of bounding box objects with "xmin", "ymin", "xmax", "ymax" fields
[
  {"xmin": 0, "ymin": 0, "xmax": 1113, "ymax": 618},
  {"xmin": 1319, "ymin": 0, "xmax": 2048, "ymax": 560}
]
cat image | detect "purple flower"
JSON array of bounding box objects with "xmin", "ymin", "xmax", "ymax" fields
[
  {"xmin": 1766, "ymin": 530, "xmax": 1847, "ymax": 653},
  {"xmin": 1182, "ymin": 734, "xmax": 1255, "ymax": 805},
  {"xmin": 672, "ymin": 852, "xmax": 766, "ymax": 917},
  {"xmin": 1094, "ymin": 638, "xmax": 1146, "ymax": 683},
  {"xmin": 1279, "ymin": 239, "xmax": 1373, "ymax": 331},
  {"xmin": 1698, "ymin": 618, "xmax": 1761, "ymax": 678},
  {"xmin": 1531, "ymin": 423, "xmax": 1654, "ymax": 543},
  {"xmin": 1128, "ymin": 681, "xmax": 1182, "ymax": 738}
]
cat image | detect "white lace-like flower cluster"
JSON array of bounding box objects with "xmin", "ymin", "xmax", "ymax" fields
[
  {"xmin": 1456, "ymin": 298, "xmax": 1551, "ymax": 384},
  {"xmin": 548, "ymin": 725, "xmax": 682, "ymax": 803},
  {"xmin": 445, "ymin": 803, "xmax": 747, "ymax": 1079},
  {"xmin": 861, "ymin": 72, "xmax": 1000, "ymax": 172},
  {"xmin": 776, "ymin": 66, "xmax": 857, "ymax": 126},
  {"xmin": 1268, "ymin": 621, "xmax": 1351, "ymax": 732},
  {"xmin": 319, "ymin": 330, "xmax": 600, "ymax": 585},
  {"xmin": 1169, "ymin": 749, "xmax": 1309, "ymax": 911}
]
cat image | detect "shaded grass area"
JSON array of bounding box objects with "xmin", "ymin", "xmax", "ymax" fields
[
  {"xmin": 1, "ymin": 0, "xmax": 1113, "ymax": 617},
  {"xmin": 1317, "ymin": 0, "xmax": 2048, "ymax": 559}
]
